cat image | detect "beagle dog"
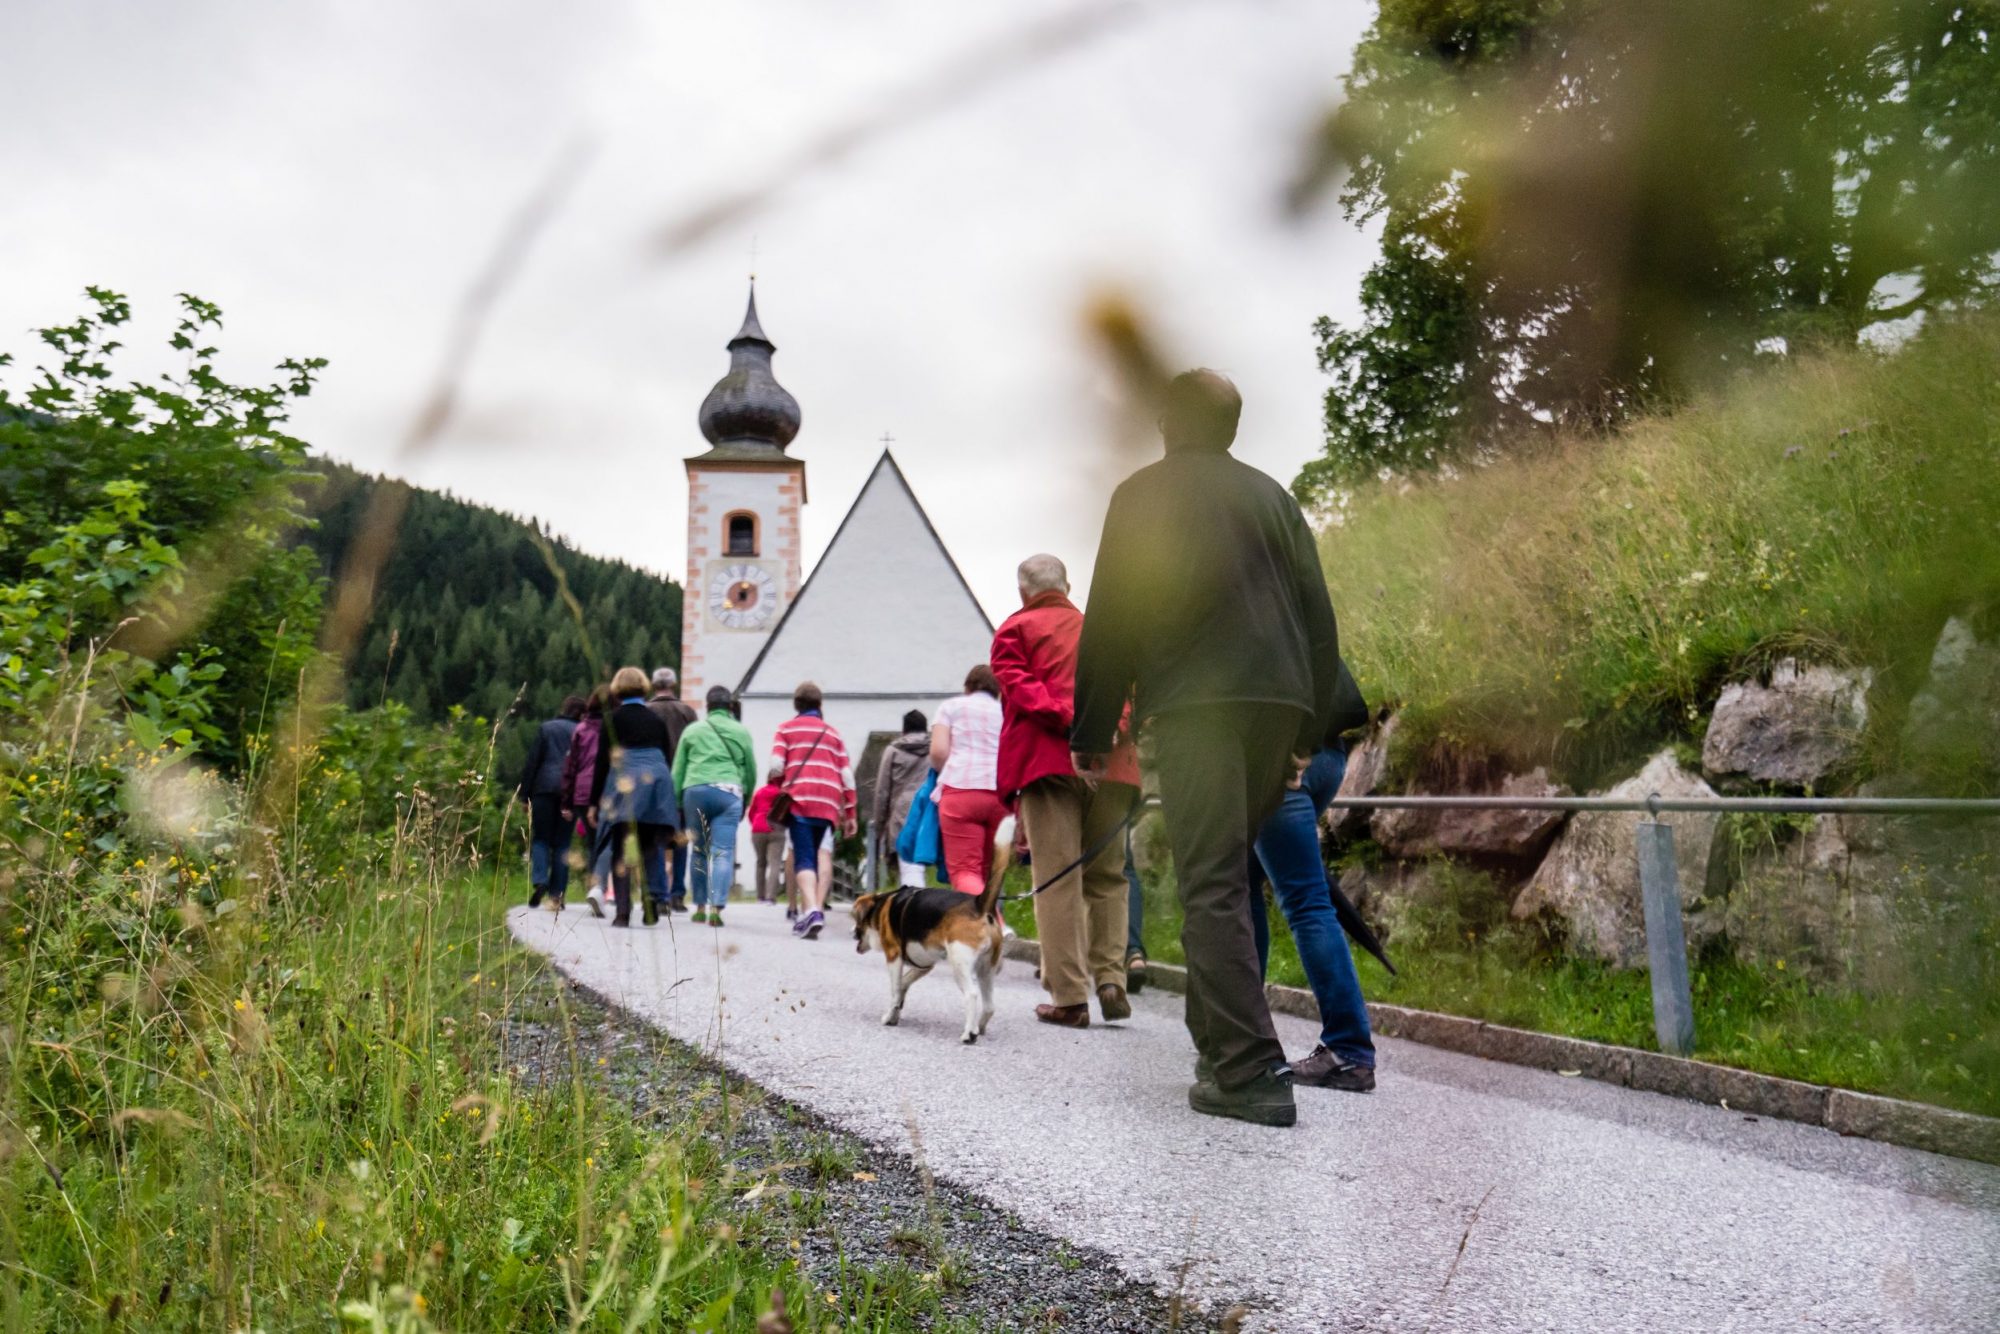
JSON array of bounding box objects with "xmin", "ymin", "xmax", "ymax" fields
[{"xmin": 850, "ymin": 821, "xmax": 1013, "ymax": 1044}]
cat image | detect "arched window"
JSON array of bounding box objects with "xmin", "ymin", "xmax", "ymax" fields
[{"xmin": 725, "ymin": 511, "xmax": 759, "ymax": 557}]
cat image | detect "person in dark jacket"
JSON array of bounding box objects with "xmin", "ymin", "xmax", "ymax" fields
[
  {"xmin": 520, "ymin": 694, "xmax": 586, "ymax": 909},
  {"xmin": 1073, "ymin": 368, "xmax": 1340, "ymax": 1129},
  {"xmin": 870, "ymin": 710, "xmax": 931, "ymax": 889},
  {"xmin": 590, "ymin": 666, "xmax": 679, "ymax": 927},
  {"xmin": 647, "ymin": 666, "xmax": 699, "ymax": 912},
  {"xmin": 560, "ymin": 685, "xmax": 610, "ymax": 913}
]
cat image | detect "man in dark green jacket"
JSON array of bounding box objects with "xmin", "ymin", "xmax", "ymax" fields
[{"xmin": 1073, "ymin": 369, "xmax": 1340, "ymax": 1127}]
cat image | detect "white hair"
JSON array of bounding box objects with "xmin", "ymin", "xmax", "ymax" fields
[
  {"xmin": 651, "ymin": 666, "xmax": 678, "ymax": 692},
  {"xmin": 1017, "ymin": 553, "xmax": 1069, "ymax": 598}
]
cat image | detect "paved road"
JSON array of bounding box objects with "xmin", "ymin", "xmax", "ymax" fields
[{"xmin": 510, "ymin": 903, "xmax": 2000, "ymax": 1332}]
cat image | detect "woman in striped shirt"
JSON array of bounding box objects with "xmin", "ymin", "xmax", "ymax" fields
[
  {"xmin": 930, "ymin": 663, "xmax": 1006, "ymax": 896},
  {"xmin": 768, "ymin": 681, "xmax": 857, "ymax": 941}
]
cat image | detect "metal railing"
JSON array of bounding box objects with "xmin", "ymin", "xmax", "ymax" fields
[
  {"xmin": 1325, "ymin": 792, "xmax": 2000, "ymax": 1056},
  {"xmin": 853, "ymin": 789, "xmax": 1998, "ymax": 1057}
]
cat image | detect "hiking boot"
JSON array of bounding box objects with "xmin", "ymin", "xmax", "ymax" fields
[
  {"xmin": 1035, "ymin": 1003, "xmax": 1089, "ymax": 1029},
  {"xmin": 1290, "ymin": 1044, "xmax": 1376, "ymax": 1093},
  {"xmin": 1125, "ymin": 952, "xmax": 1148, "ymax": 994},
  {"xmin": 1096, "ymin": 983, "xmax": 1132, "ymax": 1021},
  {"xmin": 642, "ymin": 898, "xmax": 660, "ymax": 926},
  {"xmin": 528, "ymin": 885, "xmax": 546, "ymax": 909},
  {"xmin": 669, "ymin": 898, "xmax": 689, "ymax": 914},
  {"xmin": 1188, "ymin": 1071, "xmax": 1296, "ymax": 1127},
  {"xmin": 801, "ymin": 910, "xmax": 825, "ymax": 940}
]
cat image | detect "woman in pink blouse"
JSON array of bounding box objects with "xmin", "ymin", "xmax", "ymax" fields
[{"xmin": 930, "ymin": 663, "xmax": 1007, "ymax": 896}]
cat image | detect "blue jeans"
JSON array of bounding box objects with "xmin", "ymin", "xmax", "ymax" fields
[
  {"xmin": 1249, "ymin": 745, "xmax": 1375, "ymax": 1068},
  {"xmin": 683, "ymin": 785, "xmax": 744, "ymax": 910},
  {"xmin": 644, "ymin": 839, "xmax": 690, "ymax": 908},
  {"xmin": 528, "ymin": 793, "xmax": 573, "ymax": 900},
  {"xmin": 1124, "ymin": 833, "xmax": 1145, "ymax": 958},
  {"xmin": 788, "ymin": 814, "xmax": 832, "ymax": 874}
]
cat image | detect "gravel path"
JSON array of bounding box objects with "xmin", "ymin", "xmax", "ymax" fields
[{"xmin": 510, "ymin": 902, "xmax": 2000, "ymax": 1332}]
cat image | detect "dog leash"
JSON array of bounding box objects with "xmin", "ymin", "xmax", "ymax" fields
[{"xmin": 997, "ymin": 789, "xmax": 1144, "ymax": 903}]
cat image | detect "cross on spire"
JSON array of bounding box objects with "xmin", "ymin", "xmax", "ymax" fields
[{"xmin": 879, "ymin": 431, "xmax": 895, "ymax": 448}]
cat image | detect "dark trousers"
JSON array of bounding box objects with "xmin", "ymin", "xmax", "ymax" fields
[
  {"xmin": 528, "ymin": 793, "xmax": 574, "ymax": 901},
  {"xmin": 610, "ymin": 821, "xmax": 672, "ymax": 923},
  {"xmin": 1149, "ymin": 702, "xmax": 1303, "ymax": 1091}
]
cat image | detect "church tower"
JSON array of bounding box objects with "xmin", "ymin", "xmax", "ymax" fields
[{"xmin": 681, "ymin": 283, "xmax": 806, "ymax": 702}]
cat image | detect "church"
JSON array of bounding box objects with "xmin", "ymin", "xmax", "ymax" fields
[{"xmin": 678, "ymin": 284, "xmax": 994, "ymax": 862}]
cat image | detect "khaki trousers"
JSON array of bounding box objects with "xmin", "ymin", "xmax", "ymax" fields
[{"xmin": 1020, "ymin": 775, "xmax": 1136, "ymax": 1007}]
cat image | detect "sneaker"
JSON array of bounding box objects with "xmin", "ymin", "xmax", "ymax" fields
[
  {"xmin": 642, "ymin": 898, "xmax": 660, "ymax": 926},
  {"xmin": 708, "ymin": 911, "xmax": 724, "ymax": 928},
  {"xmin": 1034, "ymin": 1003, "xmax": 1089, "ymax": 1029},
  {"xmin": 543, "ymin": 897, "xmax": 563, "ymax": 914},
  {"xmin": 801, "ymin": 910, "xmax": 824, "ymax": 940},
  {"xmin": 785, "ymin": 907, "xmax": 799, "ymax": 923},
  {"xmin": 1188, "ymin": 1070, "xmax": 1297, "ymax": 1127},
  {"xmin": 690, "ymin": 908, "xmax": 709, "ymax": 925},
  {"xmin": 528, "ymin": 885, "xmax": 546, "ymax": 909},
  {"xmin": 1290, "ymin": 1044, "xmax": 1376, "ymax": 1093},
  {"xmin": 1125, "ymin": 952, "xmax": 1148, "ymax": 994},
  {"xmin": 669, "ymin": 898, "xmax": 689, "ymax": 914},
  {"xmin": 1096, "ymin": 983, "xmax": 1132, "ymax": 1021},
  {"xmin": 586, "ymin": 888, "xmax": 605, "ymax": 918}
]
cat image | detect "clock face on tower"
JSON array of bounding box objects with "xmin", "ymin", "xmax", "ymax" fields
[{"xmin": 707, "ymin": 561, "xmax": 778, "ymax": 630}]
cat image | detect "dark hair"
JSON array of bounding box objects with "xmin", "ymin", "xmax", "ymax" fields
[
  {"xmin": 705, "ymin": 684, "xmax": 737, "ymax": 716},
  {"xmin": 558, "ymin": 694, "xmax": 587, "ymax": 721},
  {"xmin": 964, "ymin": 664, "xmax": 999, "ymax": 698},
  {"xmin": 584, "ymin": 686, "xmax": 607, "ymax": 712},
  {"xmin": 902, "ymin": 709, "xmax": 928, "ymax": 733},
  {"xmin": 793, "ymin": 681, "xmax": 823, "ymax": 712},
  {"xmin": 1161, "ymin": 368, "xmax": 1242, "ymax": 448}
]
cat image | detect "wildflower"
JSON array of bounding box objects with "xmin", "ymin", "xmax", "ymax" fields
[{"xmin": 234, "ymin": 998, "xmax": 247, "ymax": 1011}]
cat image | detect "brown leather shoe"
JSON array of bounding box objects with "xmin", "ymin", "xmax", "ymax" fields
[
  {"xmin": 1034, "ymin": 1003, "xmax": 1089, "ymax": 1028},
  {"xmin": 1096, "ymin": 983, "xmax": 1132, "ymax": 1021}
]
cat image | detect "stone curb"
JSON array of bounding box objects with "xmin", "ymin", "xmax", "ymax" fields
[{"xmin": 1002, "ymin": 935, "xmax": 2000, "ymax": 1166}]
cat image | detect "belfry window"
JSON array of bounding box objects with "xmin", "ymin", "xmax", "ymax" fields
[{"xmin": 726, "ymin": 512, "xmax": 759, "ymax": 556}]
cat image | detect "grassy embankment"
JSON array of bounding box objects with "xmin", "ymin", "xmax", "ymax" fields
[
  {"xmin": 1015, "ymin": 318, "xmax": 2000, "ymax": 1118},
  {"xmin": 3, "ymin": 798, "xmax": 967, "ymax": 1331}
]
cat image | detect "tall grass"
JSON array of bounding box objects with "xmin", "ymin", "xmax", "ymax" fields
[
  {"xmin": 1325, "ymin": 315, "xmax": 2000, "ymax": 786},
  {"xmin": 0, "ymin": 711, "xmax": 960, "ymax": 1331}
]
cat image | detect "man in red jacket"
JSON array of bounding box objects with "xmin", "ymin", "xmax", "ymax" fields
[{"xmin": 992, "ymin": 553, "xmax": 1142, "ymax": 1028}]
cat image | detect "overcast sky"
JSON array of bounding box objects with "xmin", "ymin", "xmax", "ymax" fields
[{"xmin": 1, "ymin": 0, "xmax": 1375, "ymax": 619}]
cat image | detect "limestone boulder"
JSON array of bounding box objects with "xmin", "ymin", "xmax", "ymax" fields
[
  {"xmin": 1513, "ymin": 751, "xmax": 1722, "ymax": 968},
  {"xmin": 1722, "ymin": 814, "xmax": 1891, "ymax": 981},
  {"xmin": 1373, "ymin": 767, "xmax": 1569, "ymax": 862},
  {"xmin": 1326, "ymin": 714, "xmax": 1396, "ymax": 841},
  {"xmin": 1702, "ymin": 659, "xmax": 1871, "ymax": 787},
  {"xmin": 1904, "ymin": 617, "xmax": 2000, "ymax": 775}
]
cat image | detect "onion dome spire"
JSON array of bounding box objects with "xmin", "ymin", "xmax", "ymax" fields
[{"xmin": 697, "ymin": 282, "xmax": 801, "ymax": 451}]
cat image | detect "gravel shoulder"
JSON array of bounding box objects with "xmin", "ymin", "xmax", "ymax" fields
[{"xmin": 504, "ymin": 943, "xmax": 1180, "ymax": 1331}]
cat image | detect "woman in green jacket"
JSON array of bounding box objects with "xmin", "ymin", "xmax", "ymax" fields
[{"xmin": 673, "ymin": 685, "xmax": 760, "ymax": 925}]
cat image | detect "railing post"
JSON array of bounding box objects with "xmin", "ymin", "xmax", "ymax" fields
[{"xmin": 1635, "ymin": 817, "xmax": 1696, "ymax": 1056}]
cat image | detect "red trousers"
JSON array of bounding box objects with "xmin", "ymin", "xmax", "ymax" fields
[{"xmin": 937, "ymin": 785, "xmax": 1008, "ymax": 895}]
